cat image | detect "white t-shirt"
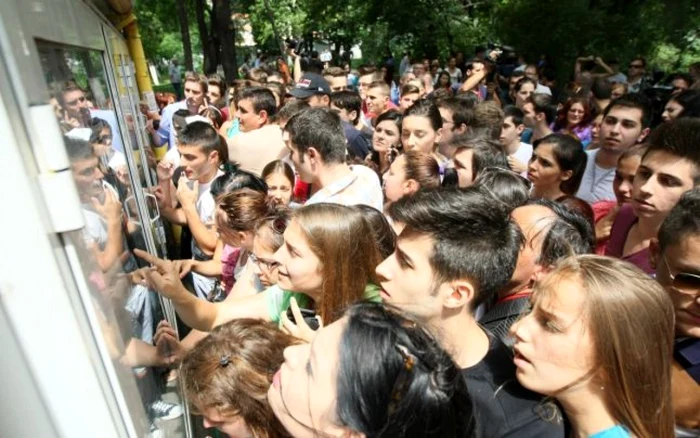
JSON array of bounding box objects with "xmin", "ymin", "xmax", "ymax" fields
[
  {"xmin": 535, "ymin": 83, "xmax": 552, "ymax": 95},
  {"xmin": 190, "ymin": 169, "xmax": 224, "ymax": 300},
  {"xmin": 575, "ymin": 149, "xmax": 617, "ymax": 203},
  {"xmin": 446, "ymin": 67, "xmax": 463, "ymax": 85},
  {"xmin": 509, "ymin": 142, "xmax": 533, "ymax": 176}
]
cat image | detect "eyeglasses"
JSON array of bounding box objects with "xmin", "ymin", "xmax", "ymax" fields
[
  {"xmin": 66, "ymin": 96, "xmax": 86, "ymax": 106},
  {"xmin": 629, "ymin": 64, "xmax": 644, "ymax": 69},
  {"xmin": 661, "ymin": 255, "xmax": 700, "ymax": 295},
  {"xmin": 249, "ymin": 253, "xmax": 281, "ymax": 271},
  {"xmin": 481, "ymin": 166, "xmax": 533, "ymax": 190}
]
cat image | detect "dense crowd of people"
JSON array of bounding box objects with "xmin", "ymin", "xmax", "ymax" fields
[{"xmin": 52, "ymin": 45, "xmax": 700, "ymax": 438}]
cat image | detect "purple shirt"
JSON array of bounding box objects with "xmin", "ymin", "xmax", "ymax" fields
[{"xmin": 604, "ymin": 204, "xmax": 654, "ymax": 275}]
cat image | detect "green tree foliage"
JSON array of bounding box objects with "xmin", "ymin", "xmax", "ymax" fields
[{"xmin": 134, "ymin": 0, "xmax": 699, "ymax": 83}]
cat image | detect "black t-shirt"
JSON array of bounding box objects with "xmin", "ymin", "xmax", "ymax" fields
[{"xmin": 462, "ymin": 333, "xmax": 565, "ymax": 437}]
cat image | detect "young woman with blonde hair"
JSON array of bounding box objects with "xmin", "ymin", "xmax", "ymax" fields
[{"xmin": 511, "ymin": 255, "xmax": 675, "ymax": 438}]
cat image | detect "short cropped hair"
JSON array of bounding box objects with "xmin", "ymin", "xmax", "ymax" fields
[
  {"xmin": 503, "ymin": 105, "xmax": 524, "ymax": 126},
  {"xmin": 323, "ymin": 66, "xmax": 346, "ymax": 78},
  {"xmin": 178, "ymin": 121, "xmax": 228, "ymax": 162},
  {"xmin": 65, "ymin": 136, "xmax": 95, "ymax": 162},
  {"xmin": 436, "ymin": 97, "xmax": 476, "ymax": 130},
  {"xmin": 389, "ymin": 187, "xmax": 524, "ymax": 308},
  {"xmin": 331, "ymin": 91, "xmax": 363, "ymax": 125},
  {"xmin": 368, "ymin": 80, "xmax": 390, "ymax": 95},
  {"xmin": 528, "ymin": 199, "xmax": 595, "ymax": 266},
  {"xmin": 237, "ymin": 87, "xmax": 278, "ymax": 117},
  {"xmin": 528, "ymin": 93, "xmax": 558, "ymax": 124},
  {"xmin": 658, "ymin": 187, "xmax": 700, "ymax": 251},
  {"xmin": 603, "ymin": 93, "xmax": 653, "ymax": 129},
  {"xmin": 471, "ymin": 102, "xmax": 504, "ymax": 139},
  {"xmin": 285, "ymin": 107, "xmax": 347, "ymax": 164},
  {"xmin": 184, "ymin": 71, "xmax": 208, "ymax": 93},
  {"xmin": 644, "ymin": 118, "xmax": 700, "ymax": 184},
  {"xmin": 451, "ymin": 135, "xmax": 509, "ymax": 179}
]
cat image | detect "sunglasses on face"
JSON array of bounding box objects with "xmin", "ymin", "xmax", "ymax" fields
[
  {"xmin": 66, "ymin": 96, "xmax": 86, "ymax": 106},
  {"xmin": 662, "ymin": 255, "xmax": 700, "ymax": 295}
]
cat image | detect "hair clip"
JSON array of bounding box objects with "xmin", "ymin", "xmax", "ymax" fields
[
  {"xmin": 219, "ymin": 354, "xmax": 231, "ymax": 367},
  {"xmin": 394, "ymin": 344, "xmax": 415, "ymax": 372}
]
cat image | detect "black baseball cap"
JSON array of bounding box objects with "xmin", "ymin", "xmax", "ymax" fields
[{"xmin": 288, "ymin": 73, "xmax": 331, "ymax": 99}]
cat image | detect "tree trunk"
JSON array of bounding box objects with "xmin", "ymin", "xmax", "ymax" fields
[
  {"xmin": 214, "ymin": 0, "xmax": 237, "ymax": 82},
  {"xmin": 176, "ymin": 0, "xmax": 194, "ymax": 70},
  {"xmin": 195, "ymin": 0, "xmax": 216, "ymax": 74}
]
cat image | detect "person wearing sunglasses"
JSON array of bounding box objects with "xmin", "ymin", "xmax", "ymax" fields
[
  {"xmin": 626, "ymin": 57, "xmax": 648, "ymax": 94},
  {"xmin": 652, "ymin": 188, "xmax": 700, "ymax": 435}
]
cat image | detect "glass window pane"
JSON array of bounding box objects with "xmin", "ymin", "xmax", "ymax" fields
[{"xmin": 36, "ymin": 40, "xmax": 187, "ymax": 437}]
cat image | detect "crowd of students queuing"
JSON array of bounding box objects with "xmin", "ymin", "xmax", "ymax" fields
[{"xmin": 52, "ymin": 45, "xmax": 700, "ymax": 438}]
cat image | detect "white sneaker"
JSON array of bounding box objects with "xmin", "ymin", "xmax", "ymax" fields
[
  {"xmin": 148, "ymin": 422, "xmax": 165, "ymax": 438},
  {"xmin": 150, "ymin": 400, "xmax": 183, "ymax": 421}
]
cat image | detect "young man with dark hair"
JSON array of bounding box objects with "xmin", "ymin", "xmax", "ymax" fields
[
  {"xmin": 378, "ymin": 187, "xmax": 564, "ymax": 438},
  {"xmin": 576, "ymin": 94, "xmax": 652, "ymax": 203},
  {"xmin": 157, "ymin": 121, "xmax": 226, "ymax": 299},
  {"xmin": 330, "ymin": 90, "xmax": 373, "ymax": 142},
  {"xmin": 285, "ymin": 108, "xmax": 382, "ymax": 210},
  {"xmin": 365, "ymin": 80, "xmax": 392, "ymax": 117},
  {"xmin": 227, "ymin": 87, "xmax": 286, "ymax": 176},
  {"xmin": 501, "ymin": 105, "xmax": 532, "ymax": 174},
  {"xmin": 521, "ymin": 93, "xmax": 557, "ymax": 144},
  {"xmin": 627, "ymin": 56, "xmax": 648, "ymax": 94},
  {"xmin": 156, "ymin": 72, "xmax": 210, "ymax": 149},
  {"xmin": 451, "ymin": 136, "xmax": 509, "ymax": 188},
  {"xmin": 591, "ymin": 78, "xmax": 613, "ymax": 113},
  {"xmin": 651, "ymin": 188, "xmax": 700, "ymax": 435},
  {"xmin": 289, "ymin": 74, "xmax": 371, "ymax": 160},
  {"xmin": 605, "ymin": 118, "xmax": 700, "ymax": 274},
  {"xmin": 481, "ymin": 199, "xmax": 594, "ymax": 345},
  {"xmin": 435, "ymin": 97, "xmax": 473, "ymax": 157}
]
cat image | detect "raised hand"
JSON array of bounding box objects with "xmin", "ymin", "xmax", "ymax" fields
[
  {"xmin": 92, "ymin": 188, "xmax": 122, "ymax": 223},
  {"xmin": 280, "ymin": 297, "xmax": 323, "ymax": 343},
  {"xmin": 176, "ymin": 176, "xmax": 198, "ymax": 210},
  {"xmin": 156, "ymin": 160, "xmax": 175, "ymax": 182},
  {"xmin": 134, "ymin": 249, "xmax": 187, "ymax": 300}
]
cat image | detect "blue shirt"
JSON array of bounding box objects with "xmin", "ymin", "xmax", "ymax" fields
[
  {"xmin": 590, "ymin": 425, "xmax": 630, "ymax": 438},
  {"xmin": 155, "ymin": 100, "xmax": 188, "ymax": 149}
]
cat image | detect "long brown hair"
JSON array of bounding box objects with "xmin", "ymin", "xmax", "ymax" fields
[
  {"xmin": 537, "ymin": 255, "xmax": 675, "ymax": 438},
  {"xmin": 293, "ymin": 203, "xmax": 382, "ymax": 323},
  {"xmin": 215, "ymin": 188, "xmax": 273, "ymax": 233},
  {"xmin": 180, "ymin": 319, "xmax": 298, "ymax": 438}
]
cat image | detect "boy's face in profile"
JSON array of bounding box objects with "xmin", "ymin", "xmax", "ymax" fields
[{"xmin": 177, "ymin": 143, "xmax": 218, "ymax": 182}]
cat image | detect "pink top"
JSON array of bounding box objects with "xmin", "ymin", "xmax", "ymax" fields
[{"xmin": 604, "ymin": 204, "xmax": 654, "ymax": 275}]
